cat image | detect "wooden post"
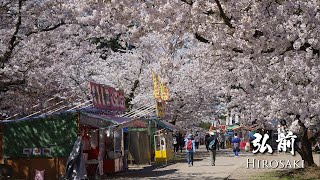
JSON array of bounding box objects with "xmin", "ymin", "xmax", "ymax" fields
[
  {"xmin": 57, "ymin": 158, "xmax": 60, "ymax": 179},
  {"xmin": 148, "ymin": 120, "xmax": 152, "ymax": 165},
  {"xmin": 121, "ymin": 128, "xmax": 124, "ymax": 171},
  {"xmin": 54, "ymin": 157, "xmax": 57, "ymax": 180},
  {"xmin": 28, "ymin": 154, "xmax": 31, "ymax": 180},
  {"xmin": 0, "ymin": 125, "xmax": 4, "ymax": 164}
]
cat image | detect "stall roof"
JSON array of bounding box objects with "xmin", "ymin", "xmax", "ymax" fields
[
  {"xmin": 80, "ymin": 112, "xmax": 146, "ymax": 128},
  {"xmin": 0, "ymin": 107, "xmax": 144, "ymax": 129},
  {"xmin": 0, "ymin": 108, "xmax": 81, "ymax": 124},
  {"xmin": 227, "ymin": 124, "xmax": 240, "ymax": 130},
  {"xmin": 81, "ymin": 112, "xmax": 131, "ymax": 124},
  {"xmin": 146, "ymin": 117, "xmax": 186, "ymax": 134},
  {"xmin": 0, "ymin": 107, "xmax": 126, "ymax": 124}
]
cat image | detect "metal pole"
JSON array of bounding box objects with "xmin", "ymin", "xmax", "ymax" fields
[
  {"xmin": 77, "ymin": 111, "xmax": 80, "ymax": 136},
  {"xmin": 148, "ymin": 120, "xmax": 151, "ymax": 164}
]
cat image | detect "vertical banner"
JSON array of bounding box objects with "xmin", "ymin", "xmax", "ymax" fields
[
  {"xmin": 158, "ymin": 74, "xmax": 170, "ymax": 101},
  {"xmin": 156, "ymin": 101, "xmax": 165, "ymax": 118},
  {"xmin": 151, "ymin": 69, "xmax": 161, "ymax": 100},
  {"xmin": 151, "ymin": 70, "xmax": 170, "ymax": 118},
  {"xmin": 90, "ymin": 82, "xmax": 126, "ymax": 111}
]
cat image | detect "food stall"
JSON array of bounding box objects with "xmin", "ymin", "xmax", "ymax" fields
[
  {"xmin": 0, "ymin": 82, "xmax": 134, "ymax": 179},
  {"xmin": 143, "ymin": 117, "xmax": 186, "ymax": 163},
  {"xmin": 79, "ymin": 111, "xmax": 147, "ymax": 176},
  {"xmin": 0, "ymin": 109, "xmax": 148, "ymax": 179},
  {"xmin": 0, "ymin": 112, "xmax": 78, "ymax": 179}
]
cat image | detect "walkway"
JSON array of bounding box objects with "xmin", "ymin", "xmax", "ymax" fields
[{"xmin": 105, "ymin": 145, "xmax": 320, "ymax": 180}]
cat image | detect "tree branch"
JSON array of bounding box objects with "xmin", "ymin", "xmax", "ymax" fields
[
  {"xmin": 26, "ymin": 21, "xmax": 66, "ymax": 37},
  {"xmin": 180, "ymin": 0, "xmax": 193, "ymax": 5},
  {"xmin": 280, "ymin": 41, "xmax": 294, "ymax": 55},
  {"xmin": 69, "ymin": 76, "xmax": 91, "ymax": 100},
  {"xmin": 195, "ymin": 33, "xmax": 209, "ymax": 43},
  {"xmin": 214, "ymin": 0, "xmax": 234, "ymax": 28},
  {"xmin": 203, "ymin": 9, "xmax": 214, "ymax": 15},
  {"xmin": 125, "ymin": 59, "xmax": 145, "ymax": 109},
  {"xmin": 0, "ymin": 0, "xmax": 22, "ymax": 68},
  {"xmin": 179, "ymin": 0, "xmax": 233, "ymax": 29},
  {"xmin": 0, "ymin": 79, "xmax": 26, "ymax": 93},
  {"xmin": 230, "ymin": 84, "xmax": 249, "ymax": 94}
]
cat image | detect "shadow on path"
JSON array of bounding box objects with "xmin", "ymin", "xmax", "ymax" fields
[
  {"xmin": 200, "ymin": 164, "xmax": 235, "ymax": 167},
  {"xmin": 104, "ymin": 163, "xmax": 178, "ymax": 179},
  {"xmin": 172, "ymin": 158, "xmax": 204, "ymax": 163}
]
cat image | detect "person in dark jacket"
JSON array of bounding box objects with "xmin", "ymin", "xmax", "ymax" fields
[
  {"xmin": 206, "ymin": 131, "xmax": 217, "ymax": 166},
  {"xmin": 179, "ymin": 133, "xmax": 185, "ymax": 152},
  {"xmin": 173, "ymin": 135, "xmax": 179, "ymax": 152},
  {"xmin": 205, "ymin": 133, "xmax": 210, "ymax": 152}
]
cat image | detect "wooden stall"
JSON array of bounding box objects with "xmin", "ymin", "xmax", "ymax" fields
[
  {"xmin": 142, "ymin": 117, "xmax": 186, "ymax": 163},
  {"xmin": 0, "ymin": 112, "xmax": 78, "ymax": 179}
]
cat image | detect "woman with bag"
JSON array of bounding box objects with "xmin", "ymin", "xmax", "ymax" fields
[{"xmin": 185, "ymin": 134, "xmax": 196, "ymax": 167}]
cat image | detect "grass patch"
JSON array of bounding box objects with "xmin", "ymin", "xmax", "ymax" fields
[{"xmin": 252, "ymin": 166, "xmax": 320, "ymax": 180}]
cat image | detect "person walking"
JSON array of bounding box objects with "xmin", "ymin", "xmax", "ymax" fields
[
  {"xmin": 206, "ymin": 131, "xmax": 217, "ymax": 166},
  {"xmin": 220, "ymin": 132, "xmax": 225, "ymax": 149},
  {"xmin": 227, "ymin": 132, "xmax": 233, "ymax": 149},
  {"xmin": 173, "ymin": 135, "xmax": 179, "ymax": 152},
  {"xmin": 217, "ymin": 133, "xmax": 222, "ymax": 150},
  {"xmin": 185, "ymin": 134, "xmax": 195, "ymax": 167},
  {"xmin": 232, "ymin": 132, "xmax": 241, "ymax": 157},
  {"xmin": 179, "ymin": 134, "xmax": 185, "ymax": 153},
  {"xmin": 224, "ymin": 132, "xmax": 228, "ymax": 149},
  {"xmin": 194, "ymin": 134, "xmax": 200, "ymax": 149},
  {"xmin": 205, "ymin": 133, "xmax": 210, "ymax": 152}
]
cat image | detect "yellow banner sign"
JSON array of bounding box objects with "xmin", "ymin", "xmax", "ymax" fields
[
  {"xmin": 151, "ymin": 68, "xmax": 161, "ymax": 100},
  {"xmin": 158, "ymin": 74, "xmax": 170, "ymax": 101}
]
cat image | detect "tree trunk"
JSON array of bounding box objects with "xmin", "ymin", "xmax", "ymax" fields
[
  {"xmin": 296, "ymin": 119, "xmax": 316, "ymax": 167},
  {"xmin": 298, "ymin": 132, "xmax": 315, "ymax": 167},
  {"xmin": 125, "ymin": 80, "xmax": 139, "ymax": 110}
]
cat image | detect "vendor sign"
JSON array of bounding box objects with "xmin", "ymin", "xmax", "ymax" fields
[{"xmin": 90, "ymin": 82, "xmax": 126, "ymax": 111}]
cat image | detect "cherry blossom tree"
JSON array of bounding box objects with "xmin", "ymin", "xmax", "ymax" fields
[
  {"xmin": 1, "ymin": 0, "xmax": 320, "ymax": 166},
  {"xmin": 130, "ymin": 0, "xmax": 320, "ymax": 166}
]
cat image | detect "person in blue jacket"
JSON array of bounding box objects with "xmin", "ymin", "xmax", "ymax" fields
[
  {"xmin": 185, "ymin": 134, "xmax": 196, "ymax": 166},
  {"xmin": 232, "ymin": 133, "xmax": 241, "ymax": 157}
]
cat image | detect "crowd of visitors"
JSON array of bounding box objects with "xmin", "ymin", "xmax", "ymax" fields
[{"xmin": 174, "ymin": 130, "xmax": 242, "ymax": 167}]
